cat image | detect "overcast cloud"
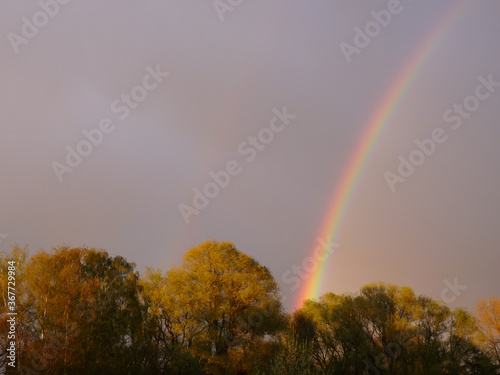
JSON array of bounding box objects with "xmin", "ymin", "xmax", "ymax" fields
[{"xmin": 1, "ymin": 0, "xmax": 499, "ymax": 311}]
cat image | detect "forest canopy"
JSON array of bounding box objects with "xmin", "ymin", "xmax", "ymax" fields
[{"xmin": 1, "ymin": 241, "xmax": 499, "ymax": 374}]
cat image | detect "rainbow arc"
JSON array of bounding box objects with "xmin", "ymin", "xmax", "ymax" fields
[{"xmin": 295, "ymin": 2, "xmax": 469, "ymax": 309}]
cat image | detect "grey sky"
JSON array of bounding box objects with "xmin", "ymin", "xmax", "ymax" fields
[{"xmin": 1, "ymin": 0, "xmax": 499, "ymax": 311}]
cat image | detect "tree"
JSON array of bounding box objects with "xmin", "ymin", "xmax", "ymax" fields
[
  {"xmin": 475, "ymin": 297, "xmax": 500, "ymax": 367},
  {"xmin": 1, "ymin": 245, "xmax": 147, "ymax": 375},
  {"xmin": 142, "ymin": 240, "xmax": 285, "ymax": 374},
  {"xmin": 301, "ymin": 293, "xmax": 368, "ymax": 373},
  {"xmin": 296, "ymin": 282, "xmax": 497, "ymax": 375},
  {"xmin": 140, "ymin": 267, "xmax": 204, "ymax": 374},
  {"xmin": 256, "ymin": 311, "xmax": 317, "ymax": 375}
]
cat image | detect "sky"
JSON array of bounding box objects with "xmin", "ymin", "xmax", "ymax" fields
[{"xmin": 1, "ymin": 0, "xmax": 499, "ymax": 312}]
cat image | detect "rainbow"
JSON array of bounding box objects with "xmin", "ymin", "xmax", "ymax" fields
[{"xmin": 295, "ymin": 2, "xmax": 469, "ymax": 309}]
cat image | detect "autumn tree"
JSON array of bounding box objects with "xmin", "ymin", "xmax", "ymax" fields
[
  {"xmin": 295, "ymin": 282, "xmax": 497, "ymax": 375},
  {"xmin": 475, "ymin": 297, "xmax": 500, "ymax": 367},
  {"xmin": 140, "ymin": 267, "xmax": 204, "ymax": 374},
  {"xmin": 1, "ymin": 245, "xmax": 148, "ymax": 375},
  {"xmin": 255, "ymin": 311, "xmax": 317, "ymax": 375},
  {"xmin": 141, "ymin": 240, "xmax": 285, "ymax": 374}
]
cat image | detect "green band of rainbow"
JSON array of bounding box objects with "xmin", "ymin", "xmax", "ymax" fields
[{"xmin": 295, "ymin": 2, "xmax": 469, "ymax": 309}]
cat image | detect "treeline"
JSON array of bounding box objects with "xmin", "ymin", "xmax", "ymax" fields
[{"xmin": 0, "ymin": 241, "xmax": 499, "ymax": 374}]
